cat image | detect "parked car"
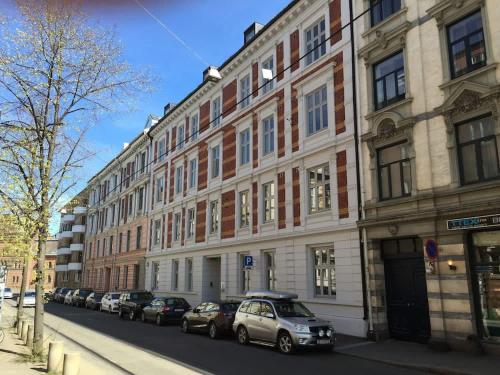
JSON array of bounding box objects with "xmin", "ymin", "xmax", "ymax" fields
[
  {"xmin": 233, "ymin": 290, "xmax": 335, "ymax": 354},
  {"xmin": 16, "ymin": 291, "xmax": 36, "ymax": 307},
  {"xmin": 181, "ymin": 301, "xmax": 240, "ymax": 339},
  {"xmin": 118, "ymin": 291, "xmax": 154, "ymax": 320},
  {"xmin": 100, "ymin": 292, "xmax": 121, "ymax": 313},
  {"xmin": 85, "ymin": 292, "xmax": 104, "ymax": 310},
  {"xmin": 55, "ymin": 288, "xmax": 70, "ymax": 303},
  {"xmin": 141, "ymin": 297, "xmax": 191, "ymax": 326},
  {"xmin": 63, "ymin": 289, "xmax": 75, "ymax": 305},
  {"xmin": 72, "ymin": 288, "xmax": 93, "ymax": 307},
  {"xmin": 48, "ymin": 287, "xmax": 61, "ymax": 301},
  {"xmin": 3, "ymin": 287, "xmax": 13, "ymax": 299}
]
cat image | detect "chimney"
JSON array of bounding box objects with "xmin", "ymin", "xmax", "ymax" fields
[
  {"xmin": 203, "ymin": 66, "xmax": 222, "ymax": 82},
  {"xmin": 244, "ymin": 22, "xmax": 264, "ymax": 45},
  {"xmin": 164, "ymin": 103, "xmax": 176, "ymax": 116}
]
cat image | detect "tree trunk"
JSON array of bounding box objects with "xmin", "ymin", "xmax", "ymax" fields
[
  {"xmin": 15, "ymin": 254, "xmax": 30, "ymax": 327},
  {"xmin": 32, "ymin": 223, "xmax": 48, "ymax": 356}
]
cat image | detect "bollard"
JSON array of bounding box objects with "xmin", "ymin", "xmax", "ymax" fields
[
  {"xmin": 47, "ymin": 341, "xmax": 64, "ymax": 374},
  {"xmin": 63, "ymin": 353, "xmax": 81, "ymax": 375},
  {"xmin": 21, "ymin": 321, "xmax": 29, "ymax": 343},
  {"xmin": 26, "ymin": 325, "xmax": 34, "ymax": 348},
  {"xmin": 17, "ymin": 319, "xmax": 25, "ymax": 336}
]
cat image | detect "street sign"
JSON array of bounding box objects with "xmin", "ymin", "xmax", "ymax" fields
[
  {"xmin": 447, "ymin": 214, "xmax": 500, "ymax": 230},
  {"xmin": 243, "ymin": 255, "xmax": 253, "ymax": 269}
]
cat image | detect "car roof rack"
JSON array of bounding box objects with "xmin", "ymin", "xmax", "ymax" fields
[{"xmin": 245, "ymin": 290, "xmax": 298, "ymax": 300}]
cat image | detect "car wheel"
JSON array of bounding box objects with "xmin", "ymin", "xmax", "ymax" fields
[
  {"xmin": 156, "ymin": 314, "xmax": 163, "ymax": 326},
  {"xmin": 129, "ymin": 310, "xmax": 135, "ymax": 321},
  {"xmin": 237, "ymin": 326, "xmax": 249, "ymax": 345},
  {"xmin": 108, "ymin": 305, "xmax": 112, "ymax": 314},
  {"xmin": 278, "ymin": 332, "xmax": 294, "ymax": 354},
  {"xmin": 181, "ymin": 319, "xmax": 191, "ymax": 333},
  {"xmin": 118, "ymin": 309, "xmax": 123, "ymax": 319},
  {"xmin": 100, "ymin": 305, "xmax": 103, "ymax": 312},
  {"xmin": 208, "ymin": 322, "xmax": 219, "ymax": 340}
]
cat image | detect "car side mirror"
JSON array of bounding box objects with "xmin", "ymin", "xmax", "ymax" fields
[{"xmin": 264, "ymin": 312, "xmax": 275, "ymax": 319}]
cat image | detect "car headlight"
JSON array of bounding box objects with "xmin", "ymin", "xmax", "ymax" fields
[{"xmin": 294, "ymin": 324, "xmax": 310, "ymax": 333}]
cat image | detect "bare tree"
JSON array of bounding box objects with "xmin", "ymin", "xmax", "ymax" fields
[{"xmin": 0, "ymin": 0, "xmax": 151, "ymax": 355}]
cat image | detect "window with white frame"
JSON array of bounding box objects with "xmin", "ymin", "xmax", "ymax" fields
[
  {"xmin": 306, "ymin": 85, "xmax": 328, "ymax": 136},
  {"xmin": 191, "ymin": 113, "xmax": 199, "ymax": 141},
  {"xmin": 240, "ymin": 74, "xmax": 251, "ymax": 109},
  {"xmin": 153, "ymin": 219, "xmax": 161, "ymax": 245},
  {"xmin": 263, "ymin": 182, "xmax": 275, "ymax": 223},
  {"xmin": 212, "ymin": 97, "xmax": 221, "ymax": 127},
  {"xmin": 156, "ymin": 177, "xmax": 164, "ymax": 203},
  {"xmin": 175, "ymin": 166, "xmax": 183, "ymax": 195},
  {"xmin": 313, "ymin": 247, "xmax": 336, "ymax": 297},
  {"xmin": 239, "ymin": 190, "xmax": 250, "ymax": 228},
  {"xmin": 308, "ymin": 164, "xmax": 331, "ymax": 214},
  {"xmin": 151, "ymin": 261, "xmax": 160, "ymax": 290},
  {"xmin": 171, "ymin": 259, "xmax": 179, "ymax": 291},
  {"xmin": 140, "ymin": 152, "xmax": 146, "ymax": 173},
  {"xmin": 209, "ymin": 200, "xmax": 219, "ymax": 234},
  {"xmin": 187, "ymin": 208, "xmax": 195, "ymax": 239},
  {"xmin": 138, "ymin": 187, "xmax": 144, "ymax": 211},
  {"xmin": 178, "ymin": 124, "xmax": 185, "ymax": 150},
  {"xmin": 262, "ymin": 55, "xmax": 274, "ymax": 94},
  {"xmin": 240, "ymin": 254, "xmax": 250, "ymax": 293},
  {"xmin": 185, "ymin": 258, "xmax": 193, "ymax": 291},
  {"xmin": 305, "ymin": 18, "xmax": 326, "ymax": 66},
  {"xmin": 262, "ymin": 115, "xmax": 275, "ymax": 155},
  {"xmin": 189, "ymin": 158, "xmax": 197, "ymax": 189},
  {"xmin": 158, "ymin": 138, "xmax": 165, "ymax": 161},
  {"xmin": 240, "ymin": 128, "xmax": 250, "ymax": 165},
  {"xmin": 264, "ymin": 251, "xmax": 276, "ymax": 290},
  {"xmin": 174, "ymin": 213, "xmax": 181, "ymax": 241},
  {"xmin": 211, "ymin": 145, "xmax": 220, "ymax": 178}
]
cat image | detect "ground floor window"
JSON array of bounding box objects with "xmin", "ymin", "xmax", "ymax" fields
[
  {"xmin": 151, "ymin": 262, "xmax": 159, "ymax": 290},
  {"xmin": 185, "ymin": 258, "xmax": 193, "ymax": 292},
  {"xmin": 313, "ymin": 247, "xmax": 336, "ymax": 297},
  {"xmin": 172, "ymin": 259, "xmax": 179, "ymax": 291},
  {"xmin": 263, "ymin": 251, "xmax": 276, "ymax": 290},
  {"xmin": 240, "ymin": 254, "xmax": 250, "ymax": 294}
]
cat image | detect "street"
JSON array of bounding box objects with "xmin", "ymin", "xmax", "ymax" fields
[{"xmin": 42, "ymin": 302, "xmax": 426, "ymax": 375}]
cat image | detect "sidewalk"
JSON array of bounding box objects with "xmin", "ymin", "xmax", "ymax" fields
[
  {"xmin": 336, "ymin": 337, "xmax": 500, "ymax": 375},
  {"xmin": 0, "ymin": 324, "xmax": 45, "ymax": 375}
]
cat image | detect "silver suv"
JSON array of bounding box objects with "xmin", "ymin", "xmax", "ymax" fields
[{"xmin": 233, "ymin": 290, "xmax": 335, "ymax": 354}]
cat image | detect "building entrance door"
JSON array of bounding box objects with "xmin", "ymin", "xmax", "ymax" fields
[
  {"xmin": 104, "ymin": 267, "xmax": 111, "ymax": 292},
  {"xmin": 382, "ymin": 238, "xmax": 430, "ymax": 342},
  {"xmin": 202, "ymin": 257, "xmax": 221, "ymax": 301}
]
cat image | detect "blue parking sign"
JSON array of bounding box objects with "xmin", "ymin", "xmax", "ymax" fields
[{"xmin": 244, "ymin": 255, "xmax": 253, "ymax": 268}]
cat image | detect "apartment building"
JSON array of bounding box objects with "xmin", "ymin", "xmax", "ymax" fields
[
  {"xmin": 55, "ymin": 190, "xmax": 88, "ymax": 288},
  {"xmin": 143, "ymin": 0, "xmax": 366, "ymax": 336},
  {"xmin": 355, "ymin": 0, "xmax": 500, "ymax": 350},
  {"xmin": 82, "ymin": 116, "xmax": 156, "ymax": 292}
]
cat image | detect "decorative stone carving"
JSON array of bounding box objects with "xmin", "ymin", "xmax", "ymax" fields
[
  {"xmin": 388, "ymin": 224, "xmax": 399, "ymax": 236},
  {"xmin": 452, "ymin": 90, "xmax": 482, "ymax": 114},
  {"xmin": 375, "ymin": 30, "xmax": 389, "ymax": 50}
]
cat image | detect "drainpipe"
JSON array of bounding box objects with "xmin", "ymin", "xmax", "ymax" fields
[{"xmin": 348, "ymin": 0, "xmax": 374, "ymax": 338}]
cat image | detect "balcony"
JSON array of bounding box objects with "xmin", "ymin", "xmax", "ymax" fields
[
  {"xmin": 57, "ymin": 247, "xmax": 71, "ymax": 256},
  {"xmin": 55, "ymin": 264, "xmax": 68, "ymax": 272},
  {"xmin": 72, "ymin": 224, "xmax": 85, "ymax": 233},
  {"xmin": 67, "ymin": 262, "xmax": 82, "ymax": 271},
  {"xmin": 59, "ymin": 231, "xmax": 73, "ymax": 239},
  {"xmin": 74, "ymin": 206, "xmax": 87, "ymax": 215},
  {"xmin": 61, "ymin": 214, "xmax": 75, "ymax": 223},
  {"xmin": 70, "ymin": 243, "xmax": 84, "ymax": 252}
]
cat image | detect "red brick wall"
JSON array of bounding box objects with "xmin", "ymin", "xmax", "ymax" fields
[
  {"xmin": 293, "ymin": 167, "xmax": 301, "ymax": 226},
  {"xmin": 278, "ymin": 171, "xmax": 286, "ymax": 229},
  {"xmin": 171, "ymin": 126, "xmax": 177, "ymax": 152},
  {"xmin": 221, "ymin": 190, "xmax": 235, "ymax": 239},
  {"xmin": 291, "ymin": 87, "xmax": 299, "ymax": 152},
  {"xmin": 222, "ymin": 79, "xmax": 237, "ymax": 117},
  {"xmin": 336, "ymin": 150, "xmax": 349, "ymax": 219},
  {"xmin": 252, "ymin": 182, "xmax": 258, "ymax": 234},
  {"xmin": 277, "ymin": 90, "xmax": 285, "ymax": 158},
  {"xmin": 222, "ymin": 126, "xmax": 236, "ymax": 180},
  {"xmin": 200, "ymin": 100, "xmax": 210, "ymax": 133},
  {"xmin": 290, "ymin": 30, "xmax": 300, "ymax": 72},
  {"xmin": 198, "ymin": 142, "xmax": 208, "ymax": 191},
  {"xmin": 252, "ymin": 62, "xmax": 259, "ymax": 98},
  {"xmin": 333, "ymin": 52, "xmax": 345, "ymax": 134},
  {"xmin": 252, "ymin": 113, "xmax": 258, "ymax": 168},
  {"xmin": 329, "ymin": 0, "xmax": 342, "ymax": 46},
  {"xmin": 167, "ymin": 212, "xmax": 173, "ymax": 248},
  {"xmin": 196, "ymin": 201, "xmax": 207, "ymax": 243},
  {"xmin": 276, "ymin": 41, "xmax": 284, "ymax": 81},
  {"xmin": 185, "ymin": 116, "xmax": 190, "ymax": 143}
]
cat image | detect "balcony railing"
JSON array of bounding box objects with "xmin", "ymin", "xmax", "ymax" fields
[
  {"xmin": 72, "ymin": 224, "xmax": 85, "ymax": 233},
  {"xmin": 74, "ymin": 206, "xmax": 87, "ymax": 215},
  {"xmin": 61, "ymin": 214, "xmax": 75, "ymax": 223},
  {"xmin": 67, "ymin": 262, "xmax": 82, "ymax": 271},
  {"xmin": 70, "ymin": 243, "xmax": 84, "ymax": 252},
  {"xmin": 55, "ymin": 264, "xmax": 68, "ymax": 272},
  {"xmin": 56, "ymin": 247, "xmax": 71, "ymax": 255}
]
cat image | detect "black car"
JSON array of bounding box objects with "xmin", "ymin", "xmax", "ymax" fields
[
  {"xmin": 141, "ymin": 297, "xmax": 191, "ymax": 326},
  {"xmin": 55, "ymin": 288, "xmax": 70, "ymax": 303},
  {"xmin": 181, "ymin": 301, "xmax": 240, "ymax": 339},
  {"xmin": 118, "ymin": 291, "xmax": 154, "ymax": 320},
  {"xmin": 72, "ymin": 288, "xmax": 93, "ymax": 307},
  {"xmin": 85, "ymin": 292, "xmax": 104, "ymax": 310}
]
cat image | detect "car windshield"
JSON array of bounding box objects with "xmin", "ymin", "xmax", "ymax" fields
[
  {"xmin": 222, "ymin": 303, "xmax": 240, "ymax": 311},
  {"xmin": 130, "ymin": 292, "xmax": 153, "ymax": 300},
  {"xmin": 5, "ymin": 288, "xmax": 11, "ymax": 292},
  {"xmin": 111, "ymin": 294, "xmax": 120, "ymax": 299},
  {"xmin": 273, "ymin": 301, "xmax": 314, "ymax": 318},
  {"xmin": 80, "ymin": 290, "xmax": 92, "ymax": 296},
  {"xmin": 25, "ymin": 292, "xmax": 36, "ymax": 297}
]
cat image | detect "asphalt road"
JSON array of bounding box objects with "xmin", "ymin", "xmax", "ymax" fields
[{"xmin": 44, "ymin": 302, "xmax": 425, "ymax": 375}]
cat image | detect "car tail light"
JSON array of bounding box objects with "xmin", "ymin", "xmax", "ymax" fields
[{"xmin": 162, "ymin": 306, "xmax": 171, "ymax": 313}]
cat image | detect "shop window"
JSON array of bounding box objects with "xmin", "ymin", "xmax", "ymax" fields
[{"xmin": 377, "ymin": 142, "xmax": 411, "ymax": 200}]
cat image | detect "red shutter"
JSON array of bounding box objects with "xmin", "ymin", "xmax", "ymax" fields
[
  {"xmin": 183, "ymin": 157, "xmax": 188, "ymax": 197},
  {"xmin": 252, "ymin": 113, "xmax": 258, "ymax": 168},
  {"xmin": 290, "ymin": 30, "xmax": 300, "ymax": 72},
  {"xmin": 333, "ymin": 52, "xmax": 345, "ymax": 134},
  {"xmin": 329, "ymin": 0, "xmax": 342, "ymax": 46},
  {"xmin": 195, "ymin": 201, "xmax": 207, "ymax": 243},
  {"xmin": 199, "ymin": 100, "xmax": 210, "ymax": 133},
  {"xmin": 171, "ymin": 126, "xmax": 177, "ymax": 151},
  {"xmin": 252, "ymin": 182, "xmax": 258, "ymax": 234},
  {"xmin": 167, "ymin": 212, "xmax": 173, "ymax": 248},
  {"xmin": 222, "ymin": 126, "xmax": 236, "ymax": 181},
  {"xmin": 276, "ymin": 41, "xmax": 284, "ymax": 81},
  {"xmin": 336, "ymin": 150, "xmax": 349, "ymax": 219},
  {"xmin": 185, "ymin": 116, "xmax": 190, "ymax": 143},
  {"xmin": 221, "ymin": 190, "xmax": 235, "ymax": 239},
  {"xmin": 277, "ymin": 90, "xmax": 285, "ymax": 158},
  {"xmin": 169, "ymin": 162, "xmax": 175, "ymax": 203},
  {"xmin": 252, "ymin": 62, "xmax": 259, "ymax": 98},
  {"xmin": 197, "ymin": 142, "xmax": 208, "ymax": 191},
  {"xmin": 163, "ymin": 162, "xmax": 169, "ymax": 203},
  {"xmin": 222, "ymin": 79, "xmax": 237, "ymax": 117},
  {"xmin": 278, "ymin": 171, "xmax": 286, "ymax": 229},
  {"xmin": 291, "ymin": 87, "xmax": 299, "ymax": 152},
  {"xmin": 292, "ymin": 167, "xmax": 301, "ymax": 226},
  {"xmin": 181, "ymin": 207, "xmax": 186, "ymax": 246}
]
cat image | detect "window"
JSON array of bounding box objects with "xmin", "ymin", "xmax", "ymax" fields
[
  {"xmin": 240, "ymin": 74, "xmax": 251, "ymax": 109},
  {"xmin": 371, "ymin": 0, "xmax": 401, "ymax": 26},
  {"xmin": 378, "ymin": 142, "xmax": 412, "ymax": 200},
  {"xmin": 158, "ymin": 138, "xmax": 165, "ymax": 161},
  {"xmin": 305, "ymin": 18, "xmax": 326, "ymax": 66},
  {"xmin": 308, "ymin": 164, "xmax": 331, "ymax": 213},
  {"xmin": 314, "ymin": 247, "xmax": 336, "ymax": 297},
  {"xmin": 189, "ymin": 158, "xmax": 197, "ymax": 189},
  {"xmin": 447, "ymin": 11, "xmax": 486, "ymax": 79},
  {"xmin": 240, "ymin": 254, "xmax": 250, "ymax": 293},
  {"xmin": 185, "ymin": 258, "xmax": 193, "ymax": 292},
  {"xmin": 191, "ymin": 114, "xmax": 198, "ymax": 141},
  {"xmin": 174, "ymin": 213, "xmax": 181, "ymax": 241},
  {"xmin": 210, "ymin": 200, "xmax": 219, "ymax": 234},
  {"xmin": 263, "ymin": 182, "xmax": 275, "ymax": 223},
  {"xmin": 138, "ymin": 187, "xmax": 144, "ymax": 211},
  {"xmin": 240, "ymin": 128, "xmax": 250, "ymax": 165},
  {"xmin": 154, "ymin": 219, "xmax": 161, "ymax": 245},
  {"xmin": 262, "ymin": 115, "xmax": 274, "ymax": 155},
  {"xmin": 262, "ymin": 55, "xmax": 274, "ymax": 93},
  {"xmin": 264, "ymin": 251, "xmax": 276, "ymax": 290},
  {"xmin": 119, "ymin": 233, "xmax": 123, "ymax": 253},
  {"xmin": 140, "ymin": 151, "xmax": 146, "ymax": 173},
  {"xmin": 156, "ymin": 177, "xmax": 164, "ymax": 203},
  {"xmin": 178, "ymin": 125, "xmax": 185, "ymax": 150},
  {"xmin": 211, "ymin": 145, "xmax": 220, "ymax": 178},
  {"xmin": 172, "ymin": 260, "xmax": 179, "ymax": 291},
  {"xmin": 457, "ymin": 115, "xmax": 499, "ymax": 185},
  {"xmin": 133, "ymin": 264, "xmax": 139, "ymax": 289},
  {"xmin": 128, "ymin": 193, "xmax": 133, "ymax": 215},
  {"xmin": 136, "ymin": 226, "xmax": 142, "ymax": 249},
  {"xmin": 187, "ymin": 208, "xmax": 195, "ymax": 239},
  {"xmin": 151, "ymin": 262, "xmax": 159, "ymax": 290},
  {"xmin": 126, "ymin": 230, "xmax": 131, "ymax": 251},
  {"xmin": 373, "ymin": 52, "xmax": 405, "ymax": 110},
  {"xmin": 306, "ymin": 85, "xmax": 328, "ymax": 135},
  {"xmin": 212, "ymin": 97, "xmax": 221, "ymax": 127},
  {"xmin": 239, "ymin": 190, "xmax": 250, "ymax": 228},
  {"xmin": 175, "ymin": 166, "xmax": 183, "ymax": 194},
  {"xmin": 109, "ymin": 236, "xmax": 114, "ymax": 255},
  {"xmin": 123, "ymin": 265, "xmax": 128, "ymax": 289}
]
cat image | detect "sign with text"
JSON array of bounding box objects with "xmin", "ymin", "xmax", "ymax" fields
[{"xmin": 447, "ymin": 214, "xmax": 500, "ymax": 231}]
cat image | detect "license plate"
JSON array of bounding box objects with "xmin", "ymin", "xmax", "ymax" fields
[
  {"xmin": 317, "ymin": 339, "xmax": 330, "ymax": 345},
  {"xmin": 174, "ymin": 309, "xmax": 184, "ymax": 312}
]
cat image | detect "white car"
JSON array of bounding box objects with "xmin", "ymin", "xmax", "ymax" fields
[
  {"xmin": 3, "ymin": 287, "xmax": 13, "ymax": 299},
  {"xmin": 64, "ymin": 290, "xmax": 75, "ymax": 305},
  {"xmin": 100, "ymin": 292, "xmax": 121, "ymax": 313},
  {"xmin": 17, "ymin": 291, "xmax": 36, "ymax": 307}
]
